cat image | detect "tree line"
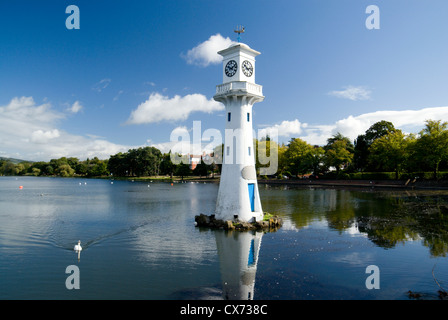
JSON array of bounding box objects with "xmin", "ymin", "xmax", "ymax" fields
[
  {"xmin": 1, "ymin": 119, "xmax": 448, "ymax": 180},
  {"xmin": 0, "ymin": 146, "xmax": 219, "ymax": 180},
  {"xmin": 0, "ymin": 156, "xmax": 109, "ymax": 177},
  {"xmin": 272, "ymin": 119, "xmax": 448, "ymax": 180}
]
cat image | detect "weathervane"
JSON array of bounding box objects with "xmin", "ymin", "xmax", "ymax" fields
[{"xmin": 234, "ymin": 25, "xmax": 245, "ymax": 43}]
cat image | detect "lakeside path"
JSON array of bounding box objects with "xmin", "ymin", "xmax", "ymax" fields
[{"xmin": 257, "ymin": 179, "xmax": 448, "ymax": 191}]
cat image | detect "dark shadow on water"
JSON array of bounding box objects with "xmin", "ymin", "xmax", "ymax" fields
[{"xmin": 168, "ymin": 285, "xmax": 223, "ymax": 300}]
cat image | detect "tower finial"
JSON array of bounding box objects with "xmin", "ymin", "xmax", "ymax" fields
[{"xmin": 234, "ymin": 25, "xmax": 245, "ymax": 43}]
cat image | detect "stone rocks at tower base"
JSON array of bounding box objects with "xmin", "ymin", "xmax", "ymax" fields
[{"xmin": 195, "ymin": 213, "xmax": 283, "ymax": 231}]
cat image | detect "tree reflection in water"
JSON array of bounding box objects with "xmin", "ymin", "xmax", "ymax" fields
[{"xmin": 261, "ymin": 186, "xmax": 448, "ymax": 257}]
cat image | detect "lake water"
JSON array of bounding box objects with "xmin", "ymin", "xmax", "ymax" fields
[{"xmin": 1, "ymin": 176, "xmax": 447, "ymax": 300}]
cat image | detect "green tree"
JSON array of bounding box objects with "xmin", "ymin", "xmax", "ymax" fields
[
  {"xmin": 0, "ymin": 160, "xmax": 5, "ymax": 175},
  {"xmin": 2, "ymin": 161, "xmax": 18, "ymax": 175},
  {"xmin": 285, "ymin": 138, "xmax": 314, "ymax": 177},
  {"xmin": 365, "ymin": 120, "xmax": 396, "ymax": 143},
  {"xmin": 14, "ymin": 163, "xmax": 26, "ymax": 175},
  {"xmin": 31, "ymin": 167, "xmax": 41, "ymax": 176},
  {"xmin": 88, "ymin": 160, "xmax": 108, "ymax": 176},
  {"xmin": 45, "ymin": 165, "xmax": 54, "ymax": 175},
  {"xmin": 354, "ymin": 121, "xmax": 396, "ymax": 171},
  {"xmin": 56, "ymin": 164, "xmax": 75, "ymax": 177},
  {"xmin": 353, "ymin": 134, "xmax": 369, "ymax": 171},
  {"xmin": 108, "ymin": 152, "xmax": 127, "ymax": 176},
  {"xmin": 306, "ymin": 146, "xmax": 325, "ymax": 176},
  {"xmin": 160, "ymin": 152, "xmax": 177, "ymax": 179},
  {"xmin": 139, "ymin": 147, "xmax": 162, "ymax": 176},
  {"xmin": 324, "ymin": 133, "xmax": 354, "ymax": 174},
  {"xmin": 29, "ymin": 161, "xmax": 47, "ymax": 176},
  {"xmin": 276, "ymin": 143, "xmax": 289, "ymax": 178},
  {"xmin": 176, "ymin": 162, "xmax": 191, "ymax": 181},
  {"xmin": 415, "ymin": 120, "xmax": 448, "ymax": 179},
  {"xmin": 325, "ymin": 132, "xmax": 354, "ymax": 153},
  {"xmin": 368, "ymin": 130, "xmax": 412, "ymax": 179},
  {"xmin": 325, "ymin": 139, "xmax": 353, "ymax": 174},
  {"xmin": 67, "ymin": 157, "xmax": 79, "ymax": 170},
  {"xmin": 193, "ymin": 156, "xmax": 208, "ymax": 178},
  {"xmin": 75, "ymin": 162, "xmax": 89, "ymax": 175},
  {"xmin": 256, "ymin": 136, "xmax": 280, "ymax": 176}
]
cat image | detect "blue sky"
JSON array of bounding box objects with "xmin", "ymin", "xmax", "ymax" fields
[{"xmin": 1, "ymin": 0, "xmax": 448, "ymax": 161}]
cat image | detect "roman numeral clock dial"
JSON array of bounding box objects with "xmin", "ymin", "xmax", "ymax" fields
[
  {"xmin": 225, "ymin": 60, "xmax": 237, "ymax": 77},
  {"xmin": 242, "ymin": 60, "xmax": 253, "ymax": 77}
]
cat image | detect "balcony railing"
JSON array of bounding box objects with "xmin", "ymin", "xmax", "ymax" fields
[{"xmin": 215, "ymin": 82, "xmax": 263, "ymax": 96}]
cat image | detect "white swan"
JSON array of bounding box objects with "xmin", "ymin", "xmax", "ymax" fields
[{"xmin": 74, "ymin": 240, "xmax": 82, "ymax": 252}]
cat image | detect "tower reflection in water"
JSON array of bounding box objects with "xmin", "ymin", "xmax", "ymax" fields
[{"xmin": 215, "ymin": 229, "xmax": 263, "ymax": 300}]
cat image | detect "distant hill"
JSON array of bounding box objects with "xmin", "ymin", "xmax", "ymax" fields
[{"xmin": 0, "ymin": 157, "xmax": 33, "ymax": 164}]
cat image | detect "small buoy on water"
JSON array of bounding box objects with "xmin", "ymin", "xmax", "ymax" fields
[
  {"xmin": 19, "ymin": 186, "xmax": 23, "ymax": 189},
  {"xmin": 74, "ymin": 240, "xmax": 82, "ymax": 252},
  {"xmin": 171, "ymin": 183, "xmax": 173, "ymax": 186}
]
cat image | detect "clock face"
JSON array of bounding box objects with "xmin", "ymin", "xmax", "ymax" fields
[
  {"xmin": 225, "ymin": 60, "xmax": 237, "ymax": 77},
  {"xmin": 242, "ymin": 60, "xmax": 253, "ymax": 77}
]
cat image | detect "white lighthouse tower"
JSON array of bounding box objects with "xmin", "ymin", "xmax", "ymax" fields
[{"xmin": 214, "ymin": 39, "xmax": 265, "ymax": 222}]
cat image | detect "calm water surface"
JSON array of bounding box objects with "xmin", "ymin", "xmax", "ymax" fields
[{"xmin": 1, "ymin": 176, "xmax": 447, "ymax": 300}]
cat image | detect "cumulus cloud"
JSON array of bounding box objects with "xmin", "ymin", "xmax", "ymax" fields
[
  {"xmin": 182, "ymin": 34, "xmax": 235, "ymax": 67},
  {"xmin": 126, "ymin": 92, "xmax": 224, "ymax": 124},
  {"xmin": 0, "ymin": 96, "xmax": 132, "ymax": 161},
  {"xmin": 258, "ymin": 119, "xmax": 303, "ymax": 138},
  {"xmin": 0, "ymin": 96, "xmax": 63, "ymax": 124},
  {"xmin": 328, "ymin": 86, "xmax": 372, "ymax": 101}
]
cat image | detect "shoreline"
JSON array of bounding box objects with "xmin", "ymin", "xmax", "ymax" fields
[
  {"xmin": 115, "ymin": 176, "xmax": 448, "ymax": 191},
  {"xmin": 257, "ymin": 179, "xmax": 448, "ymax": 191},
  {"xmin": 5, "ymin": 175, "xmax": 448, "ymax": 191}
]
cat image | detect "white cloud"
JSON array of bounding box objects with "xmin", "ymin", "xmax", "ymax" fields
[
  {"xmin": 328, "ymin": 86, "xmax": 372, "ymax": 101},
  {"xmin": 258, "ymin": 119, "xmax": 303, "ymax": 138},
  {"xmin": 67, "ymin": 101, "xmax": 83, "ymax": 113},
  {"xmin": 149, "ymin": 123, "xmax": 222, "ymax": 156},
  {"xmin": 182, "ymin": 34, "xmax": 235, "ymax": 67},
  {"xmin": 170, "ymin": 126, "xmax": 190, "ymax": 137},
  {"xmin": 296, "ymin": 125, "xmax": 335, "ymax": 146},
  {"xmin": 30, "ymin": 129, "xmax": 60, "ymax": 144},
  {"xmin": 0, "ymin": 96, "xmax": 132, "ymax": 161},
  {"xmin": 126, "ymin": 92, "xmax": 224, "ymax": 124},
  {"xmin": 149, "ymin": 126, "xmax": 191, "ymax": 154},
  {"xmin": 0, "ymin": 96, "xmax": 63, "ymax": 124}
]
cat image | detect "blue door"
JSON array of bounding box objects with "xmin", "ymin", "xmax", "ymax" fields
[
  {"xmin": 248, "ymin": 183, "xmax": 255, "ymax": 212},
  {"xmin": 248, "ymin": 239, "xmax": 255, "ymax": 266}
]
